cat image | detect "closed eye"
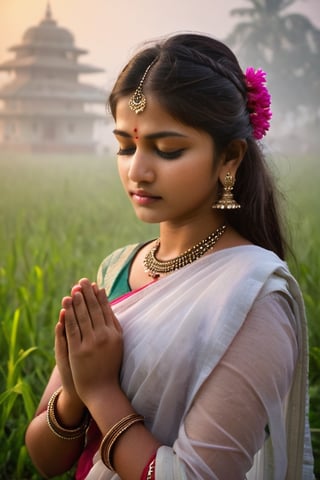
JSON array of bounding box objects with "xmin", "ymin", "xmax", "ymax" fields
[
  {"xmin": 117, "ymin": 146, "xmax": 136, "ymax": 156},
  {"xmin": 156, "ymin": 148, "xmax": 185, "ymax": 160},
  {"xmin": 117, "ymin": 146, "xmax": 185, "ymax": 159}
]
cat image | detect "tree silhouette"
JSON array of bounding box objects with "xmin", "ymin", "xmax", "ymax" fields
[{"xmin": 226, "ymin": 0, "xmax": 320, "ymax": 137}]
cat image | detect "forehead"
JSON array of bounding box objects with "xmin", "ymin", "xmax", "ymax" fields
[
  {"xmin": 113, "ymin": 94, "xmax": 215, "ymax": 150},
  {"xmin": 115, "ymin": 94, "xmax": 184, "ymax": 132}
]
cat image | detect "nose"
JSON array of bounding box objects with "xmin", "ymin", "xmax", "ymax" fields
[{"xmin": 127, "ymin": 149, "xmax": 155, "ymax": 183}]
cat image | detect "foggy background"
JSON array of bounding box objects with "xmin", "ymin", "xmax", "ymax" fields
[{"xmin": 1, "ymin": 0, "xmax": 319, "ymax": 152}]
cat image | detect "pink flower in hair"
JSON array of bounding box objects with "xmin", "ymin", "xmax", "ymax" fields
[{"xmin": 245, "ymin": 67, "xmax": 272, "ymax": 140}]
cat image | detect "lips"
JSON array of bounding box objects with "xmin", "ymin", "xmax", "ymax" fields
[
  {"xmin": 130, "ymin": 190, "xmax": 161, "ymax": 205},
  {"xmin": 130, "ymin": 189, "xmax": 160, "ymax": 198}
]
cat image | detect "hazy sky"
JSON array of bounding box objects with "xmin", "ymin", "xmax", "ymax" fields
[{"xmin": 1, "ymin": 0, "xmax": 320, "ymax": 89}]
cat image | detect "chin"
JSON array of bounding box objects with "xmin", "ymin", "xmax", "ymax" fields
[
  {"xmin": 137, "ymin": 215, "xmax": 161, "ymax": 224},
  {"xmin": 133, "ymin": 209, "xmax": 163, "ymax": 224}
]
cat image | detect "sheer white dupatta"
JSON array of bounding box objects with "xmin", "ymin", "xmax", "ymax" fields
[{"xmin": 86, "ymin": 245, "xmax": 313, "ymax": 480}]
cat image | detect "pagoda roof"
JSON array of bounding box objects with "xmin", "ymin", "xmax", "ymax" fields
[
  {"xmin": 9, "ymin": 43, "xmax": 87, "ymax": 56},
  {"xmin": 0, "ymin": 55, "xmax": 104, "ymax": 74},
  {"xmin": 13, "ymin": 4, "xmax": 81, "ymax": 52},
  {"xmin": 0, "ymin": 78, "xmax": 107, "ymax": 103},
  {"xmin": 1, "ymin": 3, "xmax": 104, "ymax": 73}
]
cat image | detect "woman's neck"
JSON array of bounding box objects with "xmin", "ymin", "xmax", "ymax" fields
[{"xmin": 157, "ymin": 217, "xmax": 226, "ymax": 261}]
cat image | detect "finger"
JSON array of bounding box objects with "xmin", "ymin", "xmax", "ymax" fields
[
  {"xmin": 91, "ymin": 282, "xmax": 99, "ymax": 295},
  {"xmin": 71, "ymin": 284, "xmax": 82, "ymax": 295},
  {"xmin": 61, "ymin": 295, "xmax": 73, "ymax": 308},
  {"xmin": 63, "ymin": 297, "xmax": 83, "ymax": 346},
  {"xmin": 55, "ymin": 310, "xmax": 69, "ymax": 359},
  {"xmin": 71, "ymin": 290, "xmax": 96, "ymax": 338},
  {"xmin": 58, "ymin": 307, "xmax": 66, "ymax": 325},
  {"xmin": 96, "ymin": 288, "xmax": 122, "ymax": 333},
  {"xmin": 78, "ymin": 279, "xmax": 105, "ymax": 331}
]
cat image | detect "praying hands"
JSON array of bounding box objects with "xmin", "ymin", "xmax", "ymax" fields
[{"xmin": 55, "ymin": 279, "xmax": 123, "ymax": 409}]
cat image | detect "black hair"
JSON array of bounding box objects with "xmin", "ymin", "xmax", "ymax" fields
[{"xmin": 109, "ymin": 33, "xmax": 288, "ymax": 259}]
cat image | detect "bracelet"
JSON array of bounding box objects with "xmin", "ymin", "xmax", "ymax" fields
[
  {"xmin": 100, "ymin": 413, "xmax": 144, "ymax": 470},
  {"xmin": 46, "ymin": 386, "xmax": 90, "ymax": 440},
  {"xmin": 141, "ymin": 452, "xmax": 157, "ymax": 480}
]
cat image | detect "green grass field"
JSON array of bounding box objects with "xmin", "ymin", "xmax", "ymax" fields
[{"xmin": 0, "ymin": 152, "xmax": 319, "ymax": 479}]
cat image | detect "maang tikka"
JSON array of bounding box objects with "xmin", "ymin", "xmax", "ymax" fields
[
  {"xmin": 128, "ymin": 59, "xmax": 156, "ymax": 114},
  {"xmin": 212, "ymin": 172, "xmax": 241, "ymax": 210}
]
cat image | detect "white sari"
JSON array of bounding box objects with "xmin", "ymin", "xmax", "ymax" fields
[{"xmin": 85, "ymin": 245, "xmax": 314, "ymax": 479}]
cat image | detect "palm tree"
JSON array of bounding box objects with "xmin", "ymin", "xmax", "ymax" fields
[{"xmin": 226, "ymin": 0, "xmax": 320, "ymax": 132}]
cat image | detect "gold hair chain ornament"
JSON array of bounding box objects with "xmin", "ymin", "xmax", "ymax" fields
[
  {"xmin": 212, "ymin": 172, "xmax": 241, "ymax": 210},
  {"xmin": 143, "ymin": 225, "xmax": 227, "ymax": 278},
  {"xmin": 128, "ymin": 60, "xmax": 156, "ymax": 114}
]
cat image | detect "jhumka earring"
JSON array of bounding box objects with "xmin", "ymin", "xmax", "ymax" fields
[
  {"xmin": 212, "ymin": 172, "xmax": 241, "ymax": 210},
  {"xmin": 128, "ymin": 59, "xmax": 156, "ymax": 114}
]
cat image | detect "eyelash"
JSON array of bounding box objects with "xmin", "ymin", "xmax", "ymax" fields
[
  {"xmin": 117, "ymin": 147, "xmax": 135, "ymax": 156},
  {"xmin": 117, "ymin": 147, "xmax": 185, "ymax": 160}
]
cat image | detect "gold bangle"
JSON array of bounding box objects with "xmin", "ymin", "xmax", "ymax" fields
[
  {"xmin": 46, "ymin": 386, "xmax": 90, "ymax": 440},
  {"xmin": 100, "ymin": 413, "xmax": 144, "ymax": 470}
]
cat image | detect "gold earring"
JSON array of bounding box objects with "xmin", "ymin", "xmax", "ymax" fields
[{"xmin": 212, "ymin": 172, "xmax": 241, "ymax": 210}]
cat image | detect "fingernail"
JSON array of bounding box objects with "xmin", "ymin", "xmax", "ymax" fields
[{"xmin": 71, "ymin": 285, "xmax": 82, "ymax": 293}]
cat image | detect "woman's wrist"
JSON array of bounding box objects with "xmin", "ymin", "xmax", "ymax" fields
[
  {"xmin": 53, "ymin": 387, "xmax": 88, "ymax": 430},
  {"xmin": 47, "ymin": 387, "xmax": 90, "ymax": 440},
  {"xmin": 85, "ymin": 384, "xmax": 135, "ymax": 433},
  {"xmin": 100, "ymin": 413, "xmax": 145, "ymax": 470},
  {"xmin": 88, "ymin": 386, "xmax": 160, "ymax": 475}
]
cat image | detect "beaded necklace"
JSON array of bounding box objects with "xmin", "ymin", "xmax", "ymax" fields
[{"xmin": 143, "ymin": 225, "xmax": 227, "ymax": 278}]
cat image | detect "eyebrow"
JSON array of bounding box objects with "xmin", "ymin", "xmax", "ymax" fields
[{"xmin": 113, "ymin": 129, "xmax": 187, "ymax": 140}]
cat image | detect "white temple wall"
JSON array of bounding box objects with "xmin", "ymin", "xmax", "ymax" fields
[
  {"xmin": 9, "ymin": 99, "xmax": 84, "ymax": 114},
  {"xmin": 59, "ymin": 118, "xmax": 94, "ymax": 145},
  {"xmin": 0, "ymin": 117, "xmax": 19, "ymax": 143},
  {"xmin": 0, "ymin": 99, "xmax": 89, "ymax": 116},
  {"xmin": 0, "ymin": 115, "xmax": 96, "ymax": 147}
]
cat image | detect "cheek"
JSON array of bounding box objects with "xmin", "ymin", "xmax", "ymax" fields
[
  {"xmin": 169, "ymin": 160, "xmax": 218, "ymax": 205},
  {"xmin": 170, "ymin": 158, "xmax": 215, "ymax": 189}
]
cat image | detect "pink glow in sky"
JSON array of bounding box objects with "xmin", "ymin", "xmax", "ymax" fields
[{"xmin": 1, "ymin": 0, "xmax": 320, "ymax": 89}]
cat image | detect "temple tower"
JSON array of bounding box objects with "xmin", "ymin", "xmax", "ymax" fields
[{"xmin": 0, "ymin": 4, "xmax": 107, "ymax": 153}]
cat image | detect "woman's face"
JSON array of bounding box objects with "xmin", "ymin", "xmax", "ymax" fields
[{"xmin": 114, "ymin": 94, "xmax": 223, "ymax": 226}]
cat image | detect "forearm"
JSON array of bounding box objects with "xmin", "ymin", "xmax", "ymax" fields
[
  {"xmin": 25, "ymin": 389, "xmax": 87, "ymax": 478},
  {"xmin": 87, "ymin": 386, "xmax": 161, "ymax": 480},
  {"xmin": 25, "ymin": 410, "xmax": 85, "ymax": 478}
]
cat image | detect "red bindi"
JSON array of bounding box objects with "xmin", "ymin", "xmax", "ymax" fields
[{"xmin": 133, "ymin": 128, "xmax": 139, "ymax": 139}]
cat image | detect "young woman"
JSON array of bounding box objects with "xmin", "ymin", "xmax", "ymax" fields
[{"xmin": 25, "ymin": 34, "xmax": 314, "ymax": 479}]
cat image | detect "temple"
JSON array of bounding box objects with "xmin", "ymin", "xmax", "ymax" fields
[{"xmin": 0, "ymin": 4, "xmax": 107, "ymax": 153}]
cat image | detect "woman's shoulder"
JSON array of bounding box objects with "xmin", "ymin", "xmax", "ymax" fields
[
  {"xmin": 214, "ymin": 229, "xmax": 284, "ymax": 266},
  {"xmin": 97, "ymin": 243, "xmax": 143, "ymax": 298},
  {"xmin": 213, "ymin": 243, "xmax": 285, "ymax": 270},
  {"xmin": 102, "ymin": 244, "xmax": 140, "ymax": 266},
  {"xmin": 97, "ymin": 243, "xmax": 140, "ymax": 280}
]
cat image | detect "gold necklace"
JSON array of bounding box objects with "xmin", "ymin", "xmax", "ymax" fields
[{"xmin": 143, "ymin": 225, "xmax": 227, "ymax": 278}]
